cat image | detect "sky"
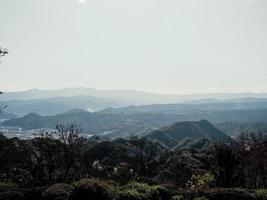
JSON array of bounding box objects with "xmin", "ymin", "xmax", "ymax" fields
[{"xmin": 0, "ymin": 0, "xmax": 267, "ymax": 94}]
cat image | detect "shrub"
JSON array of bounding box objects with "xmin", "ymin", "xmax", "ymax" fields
[
  {"xmin": 0, "ymin": 191, "xmax": 25, "ymax": 200},
  {"xmin": 118, "ymin": 189, "xmax": 144, "ymax": 200},
  {"xmin": 193, "ymin": 197, "xmax": 209, "ymax": 200},
  {"xmin": 206, "ymin": 188, "xmax": 256, "ymax": 200},
  {"xmin": 0, "ymin": 183, "xmax": 18, "ymax": 193},
  {"xmin": 171, "ymin": 195, "xmax": 184, "ymax": 200},
  {"xmin": 42, "ymin": 183, "xmax": 74, "ymax": 200},
  {"xmin": 24, "ymin": 187, "xmax": 46, "ymax": 200},
  {"xmin": 186, "ymin": 173, "xmax": 215, "ymax": 192},
  {"xmin": 70, "ymin": 178, "xmax": 117, "ymax": 200},
  {"xmin": 255, "ymin": 189, "xmax": 267, "ymax": 200},
  {"xmin": 117, "ymin": 181, "xmax": 170, "ymax": 200}
]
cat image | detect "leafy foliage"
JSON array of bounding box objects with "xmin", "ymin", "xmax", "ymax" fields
[{"xmin": 186, "ymin": 173, "xmax": 215, "ymax": 192}]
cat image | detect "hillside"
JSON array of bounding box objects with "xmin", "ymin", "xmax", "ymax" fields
[
  {"xmin": 144, "ymin": 120, "xmax": 231, "ymax": 148},
  {"xmin": 172, "ymin": 137, "xmax": 214, "ymax": 151}
]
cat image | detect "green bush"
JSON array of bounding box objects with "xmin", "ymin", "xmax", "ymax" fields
[
  {"xmin": 171, "ymin": 195, "xmax": 184, "ymax": 200},
  {"xmin": 0, "ymin": 191, "xmax": 25, "ymax": 200},
  {"xmin": 117, "ymin": 181, "xmax": 170, "ymax": 200},
  {"xmin": 193, "ymin": 197, "xmax": 209, "ymax": 200},
  {"xmin": 206, "ymin": 188, "xmax": 256, "ymax": 200},
  {"xmin": 255, "ymin": 189, "xmax": 267, "ymax": 200},
  {"xmin": 70, "ymin": 179, "xmax": 171, "ymax": 200},
  {"xmin": 118, "ymin": 188, "xmax": 144, "ymax": 200},
  {"xmin": 42, "ymin": 183, "xmax": 74, "ymax": 200},
  {"xmin": 70, "ymin": 178, "xmax": 118, "ymax": 200},
  {"xmin": 186, "ymin": 173, "xmax": 215, "ymax": 192},
  {"xmin": 24, "ymin": 187, "xmax": 46, "ymax": 200},
  {"xmin": 0, "ymin": 183, "xmax": 18, "ymax": 193}
]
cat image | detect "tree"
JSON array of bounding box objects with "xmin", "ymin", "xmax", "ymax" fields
[
  {"xmin": 207, "ymin": 143, "xmax": 241, "ymax": 187},
  {"xmin": 0, "ymin": 47, "xmax": 8, "ymax": 113},
  {"xmin": 0, "ymin": 47, "xmax": 8, "ymax": 57},
  {"xmin": 0, "ymin": 91, "xmax": 7, "ymax": 114},
  {"xmin": 30, "ymin": 137, "xmax": 63, "ymax": 185},
  {"xmin": 237, "ymin": 132, "xmax": 267, "ymax": 188},
  {"xmin": 56, "ymin": 123, "xmax": 86, "ymax": 182}
]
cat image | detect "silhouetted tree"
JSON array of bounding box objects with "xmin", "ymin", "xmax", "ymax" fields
[
  {"xmin": 237, "ymin": 132, "xmax": 267, "ymax": 188},
  {"xmin": 0, "ymin": 47, "xmax": 8, "ymax": 57},
  {"xmin": 30, "ymin": 137, "xmax": 63, "ymax": 185},
  {"xmin": 0, "ymin": 46, "xmax": 8, "ymax": 112},
  {"xmin": 202, "ymin": 142, "xmax": 241, "ymax": 188},
  {"xmin": 0, "ymin": 91, "xmax": 7, "ymax": 113},
  {"xmin": 56, "ymin": 123, "xmax": 86, "ymax": 182}
]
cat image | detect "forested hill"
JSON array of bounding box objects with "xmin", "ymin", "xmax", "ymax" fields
[{"xmin": 144, "ymin": 120, "xmax": 231, "ymax": 148}]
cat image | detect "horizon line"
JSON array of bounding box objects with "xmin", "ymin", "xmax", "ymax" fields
[{"xmin": 2, "ymin": 87, "xmax": 267, "ymax": 96}]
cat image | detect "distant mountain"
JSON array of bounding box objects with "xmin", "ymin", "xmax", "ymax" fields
[
  {"xmin": 144, "ymin": 120, "xmax": 231, "ymax": 148},
  {"xmin": 2, "ymin": 88, "xmax": 267, "ymax": 117},
  {"xmin": 3, "ymin": 93, "xmax": 267, "ymax": 117},
  {"xmin": 0, "ymin": 88, "xmax": 176, "ymax": 104},
  {"xmin": 101, "ymin": 99, "xmax": 267, "ymax": 114},
  {"xmin": 0, "ymin": 95, "xmax": 127, "ymax": 116},
  {"xmin": 2, "ymin": 88, "xmax": 267, "ymax": 105},
  {"xmin": 102, "ymin": 106, "xmax": 267, "ymax": 125},
  {"xmin": 0, "ymin": 109, "xmax": 147, "ymax": 136}
]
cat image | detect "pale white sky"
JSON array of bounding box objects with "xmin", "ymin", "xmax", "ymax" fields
[{"xmin": 0, "ymin": 0, "xmax": 267, "ymax": 94}]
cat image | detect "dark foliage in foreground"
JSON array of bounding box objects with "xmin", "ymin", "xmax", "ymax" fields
[{"xmin": 0, "ymin": 125, "xmax": 266, "ymax": 199}]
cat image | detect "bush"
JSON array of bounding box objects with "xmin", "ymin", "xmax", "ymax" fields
[
  {"xmin": 171, "ymin": 195, "xmax": 184, "ymax": 200},
  {"xmin": 70, "ymin": 178, "xmax": 117, "ymax": 200},
  {"xmin": 0, "ymin": 183, "xmax": 18, "ymax": 193},
  {"xmin": 0, "ymin": 191, "xmax": 25, "ymax": 200},
  {"xmin": 118, "ymin": 189, "xmax": 144, "ymax": 200},
  {"xmin": 206, "ymin": 188, "xmax": 256, "ymax": 200},
  {"xmin": 255, "ymin": 189, "xmax": 267, "ymax": 200},
  {"xmin": 43, "ymin": 183, "xmax": 74, "ymax": 200},
  {"xmin": 24, "ymin": 187, "xmax": 46, "ymax": 200},
  {"xmin": 193, "ymin": 197, "xmax": 209, "ymax": 200},
  {"xmin": 117, "ymin": 181, "xmax": 171, "ymax": 200},
  {"xmin": 186, "ymin": 173, "xmax": 215, "ymax": 192}
]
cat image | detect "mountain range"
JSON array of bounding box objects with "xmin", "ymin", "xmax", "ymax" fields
[
  {"xmin": 1, "ymin": 88, "xmax": 267, "ymax": 138},
  {"xmin": 2, "ymin": 89, "xmax": 267, "ymax": 117},
  {"xmin": 1, "ymin": 95, "xmax": 127, "ymax": 116},
  {"xmin": 2, "ymin": 87, "xmax": 267, "ymax": 105},
  {"xmin": 2, "ymin": 107, "xmax": 267, "ymax": 138}
]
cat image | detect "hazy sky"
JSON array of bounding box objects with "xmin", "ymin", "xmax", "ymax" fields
[{"xmin": 0, "ymin": 0, "xmax": 267, "ymax": 94}]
